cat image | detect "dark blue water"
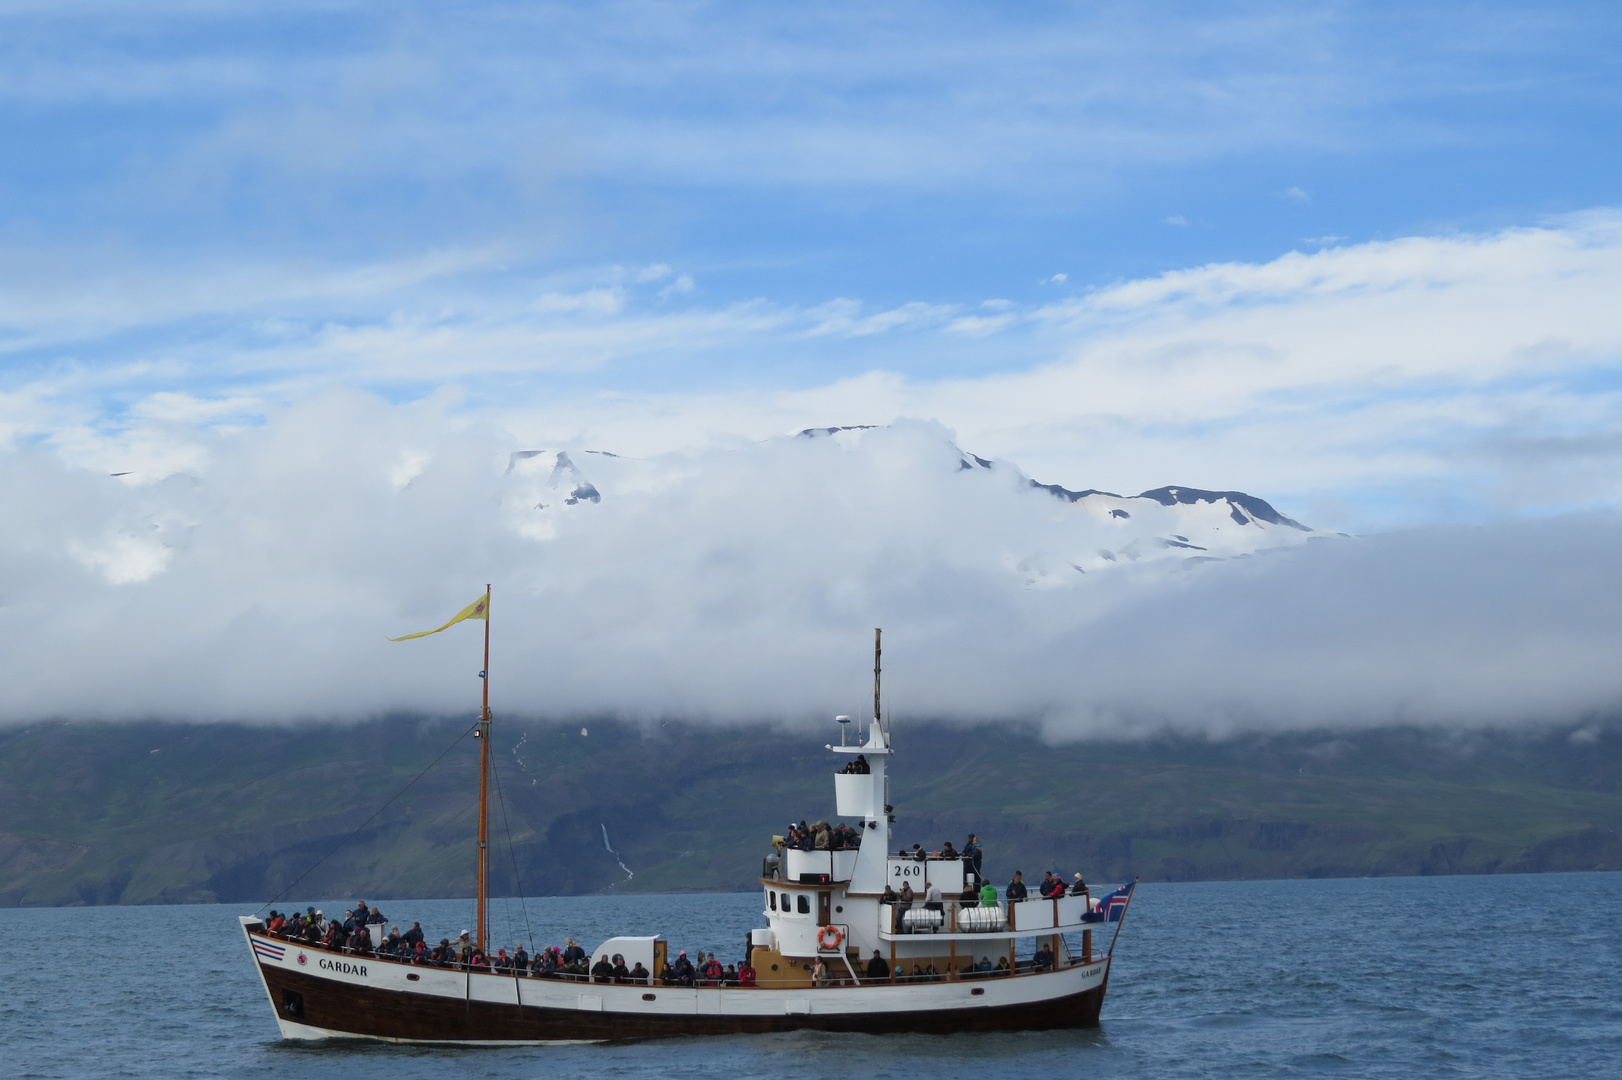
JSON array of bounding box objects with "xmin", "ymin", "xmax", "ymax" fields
[{"xmin": 4, "ymin": 874, "xmax": 1619, "ymax": 1078}]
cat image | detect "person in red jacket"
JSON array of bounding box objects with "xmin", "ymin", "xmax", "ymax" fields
[{"xmin": 738, "ymin": 960, "xmax": 757, "ymax": 987}]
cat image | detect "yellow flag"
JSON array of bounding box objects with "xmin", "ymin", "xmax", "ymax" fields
[{"xmin": 387, "ymin": 592, "xmax": 490, "ymax": 641}]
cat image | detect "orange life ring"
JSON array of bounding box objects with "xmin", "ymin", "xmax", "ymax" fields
[{"xmin": 817, "ymin": 924, "xmax": 845, "ymax": 951}]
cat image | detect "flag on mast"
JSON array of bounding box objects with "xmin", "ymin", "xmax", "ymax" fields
[{"xmin": 387, "ymin": 593, "xmax": 490, "ymax": 641}]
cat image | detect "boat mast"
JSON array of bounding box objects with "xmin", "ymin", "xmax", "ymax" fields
[
  {"xmin": 477, "ymin": 584, "xmax": 492, "ymax": 953},
  {"xmin": 873, "ymin": 627, "xmax": 882, "ymax": 734}
]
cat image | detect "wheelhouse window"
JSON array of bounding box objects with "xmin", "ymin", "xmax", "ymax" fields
[
  {"xmin": 797, "ymin": 895, "xmax": 810, "ymax": 914},
  {"xmin": 769, "ymin": 892, "xmax": 777, "ymax": 910}
]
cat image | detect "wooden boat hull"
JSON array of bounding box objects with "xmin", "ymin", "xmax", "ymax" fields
[{"xmin": 246, "ymin": 929, "xmax": 1109, "ymax": 1043}]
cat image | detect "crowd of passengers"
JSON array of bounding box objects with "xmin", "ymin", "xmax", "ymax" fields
[
  {"xmin": 782, "ymin": 818, "xmax": 862, "ymax": 851},
  {"xmin": 843, "ymin": 940, "xmax": 1061, "ymax": 985},
  {"xmin": 260, "ymin": 906, "xmax": 767, "ymax": 985},
  {"xmin": 259, "ymin": 899, "xmax": 1073, "ymax": 985},
  {"xmin": 883, "ymin": 868, "xmax": 1090, "ymax": 909}
]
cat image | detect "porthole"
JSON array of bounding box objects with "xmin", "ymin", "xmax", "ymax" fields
[
  {"xmin": 835, "ymin": 905, "xmax": 843, "ymax": 913},
  {"xmin": 971, "ymin": 987, "xmax": 985, "ymax": 996},
  {"xmin": 771, "ymin": 964, "xmax": 779, "ymax": 971},
  {"xmin": 643, "ymin": 993, "xmax": 657, "ymax": 1001},
  {"xmin": 406, "ymin": 973, "xmax": 420, "ymax": 982}
]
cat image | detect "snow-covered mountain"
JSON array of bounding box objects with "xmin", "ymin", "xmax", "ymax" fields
[{"xmin": 502, "ymin": 424, "xmax": 1320, "ymax": 580}]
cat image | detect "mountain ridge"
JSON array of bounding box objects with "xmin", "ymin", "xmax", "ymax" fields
[{"xmin": 3, "ymin": 717, "xmax": 1617, "ymax": 907}]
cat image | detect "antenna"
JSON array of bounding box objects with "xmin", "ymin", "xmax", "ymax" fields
[{"xmin": 873, "ymin": 627, "xmax": 882, "ymax": 736}]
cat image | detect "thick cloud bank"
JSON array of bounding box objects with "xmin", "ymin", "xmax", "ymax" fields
[{"xmin": 2, "ymin": 398, "xmax": 1617, "ymax": 733}]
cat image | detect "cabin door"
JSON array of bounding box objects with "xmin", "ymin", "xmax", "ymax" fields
[{"xmin": 817, "ymin": 892, "xmax": 832, "ymax": 926}]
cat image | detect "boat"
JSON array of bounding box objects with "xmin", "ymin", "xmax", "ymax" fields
[{"xmin": 240, "ymin": 611, "xmax": 1136, "ymax": 1042}]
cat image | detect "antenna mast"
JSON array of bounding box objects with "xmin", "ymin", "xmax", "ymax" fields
[{"xmin": 873, "ymin": 627, "xmax": 882, "ymax": 735}]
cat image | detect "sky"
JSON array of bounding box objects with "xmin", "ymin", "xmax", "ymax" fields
[{"xmin": 2, "ymin": 1, "xmax": 1621, "ymax": 732}]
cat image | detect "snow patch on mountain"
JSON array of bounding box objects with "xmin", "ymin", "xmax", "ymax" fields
[{"xmin": 514, "ymin": 423, "xmax": 1319, "ymax": 586}]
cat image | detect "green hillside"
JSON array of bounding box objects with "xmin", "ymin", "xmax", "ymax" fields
[{"xmin": 1, "ymin": 717, "xmax": 1619, "ymax": 906}]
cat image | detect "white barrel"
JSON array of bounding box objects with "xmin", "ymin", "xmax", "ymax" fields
[
  {"xmin": 957, "ymin": 905, "xmax": 1007, "ymax": 933},
  {"xmin": 900, "ymin": 908, "xmax": 944, "ymax": 932}
]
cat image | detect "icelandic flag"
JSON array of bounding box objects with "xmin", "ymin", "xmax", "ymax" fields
[{"xmin": 1100, "ymin": 883, "xmax": 1134, "ymax": 923}]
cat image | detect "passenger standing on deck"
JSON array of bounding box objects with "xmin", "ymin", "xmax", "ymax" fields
[
  {"xmin": 866, "ymin": 950, "xmax": 890, "ymax": 981},
  {"xmin": 1006, "ymin": 871, "xmax": 1028, "ymax": 900},
  {"xmin": 980, "ymin": 879, "xmax": 999, "ymax": 906},
  {"xmin": 562, "ymin": 938, "xmax": 585, "ymax": 964},
  {"xmin": 738, "ymin": 959, "xmax": 757, "ymax": 986},
  {"xmin": 812, "ymin": 957, "xmax": 829, "ymax": 986},
  {"xmin": 965, "ymin": 834, "xmax": 983, "ymax": 880}
]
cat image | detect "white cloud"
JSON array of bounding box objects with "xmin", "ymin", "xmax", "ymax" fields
[
  {"xmin": 1163, "ymin": 215, "xmax": 1188, "ymax": 226},
  {"xmin": 3, "ymin": 214, "xmax": 1622, "ymax": 728},
  {"xmin": 2, "ymin": 413, "xmax": 1618, "ymax": 733},
  {"xmin": 659, "ymin": 274, "xmax": 695, "ymax": 298},
  {"xmin": 6, "ymin": 213, "xmax": 1622, "ymax": 524},
  {"xmin": 1284, "ymin": 185, "xmax": 1311, "ymax": 205}
]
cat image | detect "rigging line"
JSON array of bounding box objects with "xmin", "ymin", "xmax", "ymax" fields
[
  {"xmin": 488, "ymin": 747, "xmax": 536, "ymax": 954},
  {"xmin": 255, "ymin": 724, "xmax": 476, "ymax": 914}
]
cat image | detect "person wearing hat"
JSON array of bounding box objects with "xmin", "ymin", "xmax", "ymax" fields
[
  {"xmin": 1069, "ymin": 872, "xmax": 1089, "ymax": 900},
  {"xmin": 1006, "ymin": 870, "xmax": 1028, "ymax": 900}
]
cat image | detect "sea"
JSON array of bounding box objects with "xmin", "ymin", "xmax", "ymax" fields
[{"xmin": 4, "ymin": 872, "xmax": 1619, "ymax": 1079}]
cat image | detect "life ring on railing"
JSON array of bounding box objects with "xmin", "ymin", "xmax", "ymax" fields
[{"xmin": 817, "ymin": 925, "xmax": 845, "ymax": 951}]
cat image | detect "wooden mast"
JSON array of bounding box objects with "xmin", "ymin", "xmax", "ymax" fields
[{"xmin": 476, "ymin": 584, "xmax": 492, "ymax": 953}]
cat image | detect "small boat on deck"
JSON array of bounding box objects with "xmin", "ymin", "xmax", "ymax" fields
[{"xmin": 240, "ymin": 620, "xmax": 1136, "ymax": 1042}]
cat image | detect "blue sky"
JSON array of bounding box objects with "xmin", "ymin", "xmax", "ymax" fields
[
  {"xmin": 4, "ymin": 1, "xmax": 1622, "ymax": 526},
  {"xmin": 4, "ymin": 2, "xmax": 1622, "ymax": 726}
]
